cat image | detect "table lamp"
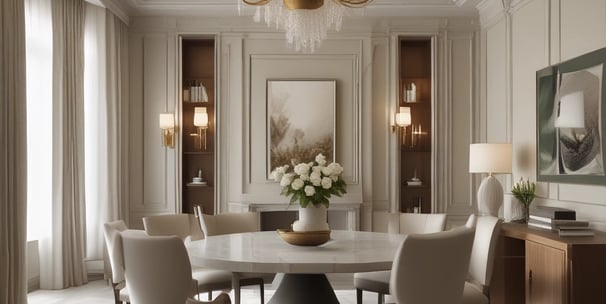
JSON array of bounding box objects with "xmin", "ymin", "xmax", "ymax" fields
[{"xmin": 469, "ymin": 143, "xmax": 512, "ymax": 216}]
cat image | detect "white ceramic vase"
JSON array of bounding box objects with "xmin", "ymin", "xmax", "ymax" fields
[
  {"xmin": 504, "ymin": 195, "xmax": 526, "ymax": 222},
  {"xmin": 292, "ymin": 204, "xmax": 330, "ymax": 232}
]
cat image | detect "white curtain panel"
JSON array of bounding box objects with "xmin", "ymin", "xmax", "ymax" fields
[
  {"xmin": 105, "ymin": 9, "xmax": 129, "ymax": 225},
  {"xmin": 0, "ymin": 0, "xmax": 28, "ymax": 302},
  {"xmin": 25, "ymin": 0, "xmax": 55, "ymax": 291},
  {"xmin": 84, "ymin": 2, "xmax": 108, "ymax": 262},
  {"xmin": 51, "ymin": 0, "xmax": 88, "ymax": 288}
]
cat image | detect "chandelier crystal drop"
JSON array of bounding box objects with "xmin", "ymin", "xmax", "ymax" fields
[{"xmin": 243, "ymin": 0, "xmax": 372, "ymax": 52}]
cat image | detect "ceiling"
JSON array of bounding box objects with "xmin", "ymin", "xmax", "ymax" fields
[{"xmin": 111, "ymin": 0, "xmax": 483, "ymax": 18}]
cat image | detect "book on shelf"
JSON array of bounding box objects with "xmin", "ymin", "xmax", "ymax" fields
[
  {"xmin": 558, "ymin": 228, "xmax": 594, "ymax": 237},
  {"xmin": 530, "ymin": 206, "xmax": 576, "ymax": 220}
]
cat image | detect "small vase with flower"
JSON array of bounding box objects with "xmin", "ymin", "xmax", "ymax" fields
[{"xmin": 511, "ymin": 178, "xmax": 536, "ymax": 223}]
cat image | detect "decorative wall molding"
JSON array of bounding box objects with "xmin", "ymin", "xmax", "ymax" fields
[
  {"xmin": 477, "ymin": 0, "xmax": 507, "ymax": 29},
  {"xmin": 99, "ymin": 0, "xmax": 131, "ymax": 25}
]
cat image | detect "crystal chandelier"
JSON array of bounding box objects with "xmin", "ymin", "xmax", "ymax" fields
[{"xmin": 242, "ymin": 0, "xmax": 373, "ymax": 52}]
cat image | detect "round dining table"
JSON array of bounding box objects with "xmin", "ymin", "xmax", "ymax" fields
[{"xmin": 187, "ymin": 230, "xmax": 407, "ymax": 304}]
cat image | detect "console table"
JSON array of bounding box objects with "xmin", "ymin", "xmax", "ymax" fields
[{"xmin": 490, "ymin": 223, "xmax": 606, "ymax": 304}]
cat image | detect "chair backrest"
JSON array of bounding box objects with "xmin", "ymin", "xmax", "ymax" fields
[
  {"xmin": 103, "ymin": 220, "xmax": 142, "ymax": 284},
  {"xmin": 143, "ymin": 214, "xmax": 202, "ymax": 241},
  {"xmin": 120, "ymin": 233, "xmax": 194, "ymax": 304},
  {"xmin": 396, "ymin": 213, "xmax": 448, "ymax": 234},
  {"xmin": 468, "ymin": 215, "xmax": 500, "ymax": 287},
  {"xmin": 465, "ymin": 213, "xmax": 477, "ymax": 228},
  {"xmin": 390, "ymin": 226, "xmax": 476, "ymax": 304},
  {"xmin": 199, "ymin": 212, "xmax": 260, "ymax": 237}
]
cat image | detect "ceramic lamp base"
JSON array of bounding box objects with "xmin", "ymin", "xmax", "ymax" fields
[{"xmin": 477, "ymin": 175, "xmax": 504, "ymax": 217}]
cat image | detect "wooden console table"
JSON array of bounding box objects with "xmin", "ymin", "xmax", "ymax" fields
[{"xmin": 490, "ymin": 223, "xmax": 606, "ymax": 304}]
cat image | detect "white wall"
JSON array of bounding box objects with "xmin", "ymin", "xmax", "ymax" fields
[
  {"xmin": 127, "ymin": 16, "xmax": 478, "ymax": 230},
  {"xmin": 479, "ymin": 0, "xmax": 606, "ymax": 230}
]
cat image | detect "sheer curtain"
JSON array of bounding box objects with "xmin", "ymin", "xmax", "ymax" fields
[
  {"xmin": 51, "ymin": 0, "xmax": 87, "ymax": 288},
  {"xmin": 1, "ymin": 0, "xmax": 28, "ymax": 302},
  {"xmin": 84, "ymin": 2, "xmax": 108, "ymax": 262}
]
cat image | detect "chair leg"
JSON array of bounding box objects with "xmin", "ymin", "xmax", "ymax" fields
[
  {"xmin": 208, "ymin": 291, "xmax": 212, "ymax": 301},
  {"xmin": 259, "ymin": 282, "xmax": 265, "ymax": 304},
  {"xmin": 378, "ymin": 293, "xmax": 384, "ymax": 304},
  {"xmin": 112, "ymin": 283, "xmax": 121, "ymax": 304},
  {"xmin": 356, "ymin": 288, "xmax": 363, "ymax": 304}
]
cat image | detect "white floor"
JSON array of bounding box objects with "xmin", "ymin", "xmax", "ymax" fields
[{"xmin": 27, "ymin": 274, "xmax": 394, "ymax": 304}]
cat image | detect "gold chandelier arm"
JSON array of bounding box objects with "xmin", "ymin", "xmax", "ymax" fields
[
  {"xmin": 242, "ymin": 0, "xmax": 273, "ymax": 6},
  {"xmin": 334, "ymin": 0, "xmax": 373, "ymax": 8}
]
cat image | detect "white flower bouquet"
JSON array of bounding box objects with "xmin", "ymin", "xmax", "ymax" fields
[{"xmin": 270, "ymin": 153, "xmax": 347, "ymax": 208}]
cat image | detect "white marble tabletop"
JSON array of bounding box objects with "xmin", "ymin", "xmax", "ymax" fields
[{"xmin": 187, "ymin": 230, "xmax": 407, "ymax": 274}]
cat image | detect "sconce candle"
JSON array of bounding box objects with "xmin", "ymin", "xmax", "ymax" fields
[{"xmin": 158, "ymin": 113, "xmax": 175, "ymax": 148}]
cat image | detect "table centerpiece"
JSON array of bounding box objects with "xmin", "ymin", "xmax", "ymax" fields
[{"xmin": 271, "ymin": 153, "xmax": 347, "ymax": 232}]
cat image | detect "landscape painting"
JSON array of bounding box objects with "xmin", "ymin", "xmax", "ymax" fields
[{"xmin": 267, "ymin": 79, "xmax": 336, "ymax": 177}]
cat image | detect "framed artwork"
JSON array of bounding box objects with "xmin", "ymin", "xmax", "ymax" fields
[
  {"xmin": 536, "ymin": 47, "xmax": 606, "ymax": 185},
  {"xmin": 267, "ymin": 79, "xmax": 336, "ymax": 177}
]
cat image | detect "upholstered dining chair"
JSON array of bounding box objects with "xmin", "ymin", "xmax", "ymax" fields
[
  {"xmin": 142, "ymin": 214, "xmax": 233, "ymax": 301},
  {"xmin": 120, "ymin": 232, "xmax": 231, "ymax": 304},
  {"xmin": 197, "ymin": 209, "xmax": 274, "ymax": 304},
  {"xmin": 390, "ymin": 225, "xmax": 476, "ymax": 304},
  {"xmin": 463, "ymin": 215, "xmax": 500, "ymax": 304},
  {"xmin": 103, "ymin": 220, "xmax": 148, "ymax": 304},
  {"xmin": 354, "ymin": 212, "xmax": 448, "ymax": 304}
]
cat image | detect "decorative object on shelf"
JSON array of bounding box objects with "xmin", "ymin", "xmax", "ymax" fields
[
  {"xmin": 192, "ymin": 107, "xmax": 209, "ymax": 150},
  {"xmin": 192, "ymin": 169, "xmax": 207, "ymax": 185},
  {"xmin": 392, "ymin": 106, "xmax": 411, "ymax": 144},
  {"xmin": 277, "ymin": 228, "xmax": 330, "ymax": 246},
  {"xmin": 411, "ymin": 123, "xmax": 427, "ymax": 147},
  {"xmin": 407, "ymin": 169, "xmax": 422, "ymax": 186},
  {"xmin": 537, "ymin": 47, "xmax": 606, "ymax": 185},
  {"xmin": 270, "ymin": 153, "xmax": 346, "ymax": 232},
  {"xmin": 185, "ymin": 81, "xmax": 209, "ymax": 103},
  {"xmin": 158, "ymin": 113, "xmax": 175, "ymax": 148},
  {"xmin": 469, "ymin": 143, "xmax": 512, "ymax": 217},
  {"xmin": 405, "ymin": 82, "xmax": 417, "ymax": 102},
  {"xmin": 510, "ymin": 178, "xmax": 535, "ymax": 223},
  {"xmin": 241, "ymin": 0, "xmax": 373, "ymax": 52}
]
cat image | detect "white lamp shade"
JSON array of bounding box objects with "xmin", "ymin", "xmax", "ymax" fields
[
  {"xmin": 395, "ymin": 107, "xmax": 411, "ymax": 126},
  {"xmin": 159, "ymin": 113, "xmax": 174, "ymax": 129},
  {"xmin": 555, "ymin": 91, "xmax": 585, "ymax": 128},
  {"xmin": 469, "ymin": 143, "xmax": 512, "ymax": 174},
  {"xmin": 193, "ymin": 107, "xmax": 208, "ymax": 127}
]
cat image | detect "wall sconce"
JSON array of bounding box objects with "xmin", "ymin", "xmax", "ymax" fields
[
  {"xmin": 392, "ymin": 106, "xmax": 411, "ymax": 143},
  {"xmin": 159, "ymin": 113, "xmax": 175, "ymax": 148},
  {"xmin": 192, "ymin": 107, "xmax": 208, "ymax": 150}
]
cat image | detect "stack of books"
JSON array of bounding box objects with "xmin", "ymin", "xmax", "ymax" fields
[{"xmin": 528, "ymin": 206, "xmax": 594, "ymax": 237}]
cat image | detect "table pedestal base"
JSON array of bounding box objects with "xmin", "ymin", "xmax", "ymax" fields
[{"xmin": 268, "ymin": 274, "xmax": 339, "ymax": 304}]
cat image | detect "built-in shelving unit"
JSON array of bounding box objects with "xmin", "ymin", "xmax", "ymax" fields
[
  {"xmin": 181, "ymin": 38, "xmax": 216, "ymax": 215},
  {"xmin": 399, "ymin": 38, "xmax": 432, "ymax": 213}
]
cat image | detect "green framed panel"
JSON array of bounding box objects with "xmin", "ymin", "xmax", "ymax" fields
[{"xmin": 536, "ymin": 47, "xmax": 606, "ymax": 185}]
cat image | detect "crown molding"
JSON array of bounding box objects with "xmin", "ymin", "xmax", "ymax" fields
[
  {"xmin": 476, "ymin": 0, "xmax": 506, "ymax": 29},
  {"xmin": 122, "ymin": 0, "xmax": 482, "ymax": 18},
  {"xmin": 101, "ymin": 0, "xmax": 133, "ymax": 25}
]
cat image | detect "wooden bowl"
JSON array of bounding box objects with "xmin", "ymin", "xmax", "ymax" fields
[{"xmin": 277, "ymin": 228, "xmax": 331, "ymax": 246}]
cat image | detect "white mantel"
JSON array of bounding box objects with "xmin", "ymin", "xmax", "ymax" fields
[{"xmin": 228, "ymin": 202, "xmax": 361, "ymax": 231}]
